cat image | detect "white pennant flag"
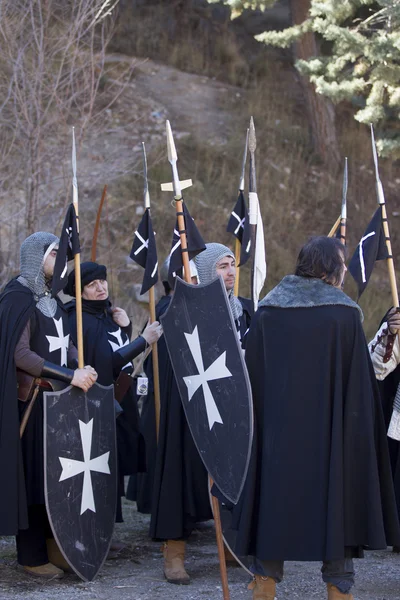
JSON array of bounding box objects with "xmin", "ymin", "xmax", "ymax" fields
[{"xmin": 249, "ymin": 192, "xmax": 266, "ymax": 311}]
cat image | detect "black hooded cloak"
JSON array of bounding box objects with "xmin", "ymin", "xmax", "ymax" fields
[
  {"xmin": 232, "ymin": 275, "xmax": 400, "ymax": 562},
  {"xmin": 0, "ymin": 279, "xmax": 34, "ymax": 534}
]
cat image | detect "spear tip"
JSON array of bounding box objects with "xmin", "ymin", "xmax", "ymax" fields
[
  {"xmin": 166, "ymin": 120, "xmax": 177, "ymax": 163},
  {"xmin": 249, "ymin": 116, "xmax": 256, "ymax": 153}
]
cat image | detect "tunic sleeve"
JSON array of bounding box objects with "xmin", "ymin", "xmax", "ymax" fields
[
  {"xmin": 14, "ymin": 319, "xmax": 44, "ymax": 376},
  {"xmin": 369, "ymin": 322, "xmax": 400, "ymax": 381}
]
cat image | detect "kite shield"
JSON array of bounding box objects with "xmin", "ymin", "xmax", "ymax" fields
[
  {"xmin": 161, "ymin": 276, "xmax": 253, "ymax": 504},
  {"xmin": 44, "ymin": 382, "xmax": 117, "ymax": 581}
]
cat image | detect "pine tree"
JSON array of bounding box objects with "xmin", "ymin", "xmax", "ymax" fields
[{"xmin": 230, "ymin": 0, "xmax": 400, "ymax": 157}]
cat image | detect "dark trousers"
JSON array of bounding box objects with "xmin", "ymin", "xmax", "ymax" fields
[
  {"xmin": 252, "ymin": 558, "xmax": 355, "ymax": 594},
  {"xmin": 16, "ymin": 505, "xmax": 52, "ymax": 566}
]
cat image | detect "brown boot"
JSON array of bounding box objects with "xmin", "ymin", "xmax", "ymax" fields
[
  {"xmin": 46, "ymin": 538, "xmax": 74, "ymax": 574},
  {"xmin": 22, "ymin": 562, "xmax": 64, "ymax": 579},
  {"xmin": 248, "ymin": 575, "xmax": 276, "ymax": 599},
  {"xmin": 327, "ymin": 583, "xmax": 354, "ymax": 599},
  {"xmin": 224, "ymin": 545, "xmax": 239, "ymax": 566},
  {"xmin": 163, "ymin": 540, "xmax": 190, "ymax": 585}
]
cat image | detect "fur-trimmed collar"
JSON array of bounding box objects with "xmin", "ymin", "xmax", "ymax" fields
[{"xmin": 259, "ymin": 275, "xmax": 363, "ymax": 321}]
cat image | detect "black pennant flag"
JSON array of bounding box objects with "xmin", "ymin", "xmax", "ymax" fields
[
  {"xmin": 130, "ymin": 208, "xmax": 158, "ymax": 295},
  {"xmin": 52, "ymin": 203, "xmax": 80, "ymax": 297},
  {"xmin": 168, "ymin": 203, "xmax": 206, "ymax": 284},
  {"xmin": 348, "ymin": 206, "xmax": 388, "ymax": 298},
  {"xmin": 226, "ymin": 190, "xmax": 250, "ymax": 266}
]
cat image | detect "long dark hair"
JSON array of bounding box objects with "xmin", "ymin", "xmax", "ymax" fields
[{"xmin": 295, "ymin": 236, "xmax": 346, "ymax": 287}]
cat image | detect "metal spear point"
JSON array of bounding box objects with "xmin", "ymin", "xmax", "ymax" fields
[
  {"xmin": 249, "ymin": 117, "xmax": 257, "ymax": 194},
  {"xmin": 72, "ymin": 127, "xmax": 78, "ymax": 207},
  {"xmin": 167, "ymin": 120, "xmax": 182, "ymax": 199},
  {"xmin": 160, "ymin": 120, "xmax": 192, "ymax": 196},
  {"xmin": 239, "ymin": 129, "xmax": 249, "ymax": 192},
  {"xmin": 142, "ymin": 142, "xmax": 150, "ymax": 209},
  {"xmin": 341, "ymin": 157, "xmax": 348, "ymax": 220},
  {"xmin": 370, "ymin": 124, "xmax": 385, "ymax": 205}
]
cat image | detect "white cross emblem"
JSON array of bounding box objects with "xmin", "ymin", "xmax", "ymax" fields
[
  {"xmin": 59, "ymin": 419, "xmax": 110, "ymax": 515},
  {"xmin": 133, "ymin": 230, "xmax": 148, "ymax": 256},
  {"xmin": 183, "ymin": 326, "xmax": 232, "ymax": 430},
  {"xmin": 108, "ymin": 328, "xmax": 131, "ymax": 369},
  {"xmin": 231, "ymin": 211, "xmax": 245, "ymax": 235},
  {"xmin": 46, "ymin": 318, "xmax": 69, "ymax": 367},
  {"xmin": 359, "ymin": 231, "xmax": 375, "ymax": 283}
]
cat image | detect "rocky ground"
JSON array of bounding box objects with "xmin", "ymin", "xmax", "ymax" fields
[{"xmin": 1, "ymin": 499, "xmax": 399, "ymax": 600}]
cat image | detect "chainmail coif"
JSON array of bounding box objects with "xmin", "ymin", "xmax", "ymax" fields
[
  {"xmin": 194, "ymin": 243, "xmax": 243, "ymax": 322},
  {"xmin": 18, "ymin": 231, "xmax": 59, "ymax": 318}
]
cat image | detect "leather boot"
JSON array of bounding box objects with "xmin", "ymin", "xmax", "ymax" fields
[
  {"xmin": 22, "ymin": 562, "xmax": 64, "ymax": 579},
  {"xmin": 46, "ymin": 538, "xmax": 74, "ymax": 573},
  {"xmin": 163, "ymin": 540, "xmax": 190, "ymax": 585},
  {"xmin": 248, "ymin": 575, "xmax": 276, "ymax": 600},
  {"xmin": 327, "ymin": 583, "xmax": 354, "ymax": 599},
  {"xmin": 224, "ymin": 545, "xmax": 239, "ymax": 566}
]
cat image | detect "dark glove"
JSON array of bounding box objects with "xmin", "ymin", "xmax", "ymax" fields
[{"xmin": 41, "ymin": 360, "xmax": 74, "ymax": 384}]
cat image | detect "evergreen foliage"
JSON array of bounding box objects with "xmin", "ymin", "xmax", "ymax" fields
[{"xmin": 233, "ymin": 1, "xmax": 400, "ymax": 157}]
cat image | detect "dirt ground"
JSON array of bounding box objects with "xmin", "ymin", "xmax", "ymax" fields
[{"xmin": 1, "ymin": 498, "xmax": 399, "ymax": 600}]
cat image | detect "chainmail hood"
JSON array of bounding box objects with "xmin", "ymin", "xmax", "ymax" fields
[
  {"xmin": 194, "ymin": 243, "xmax": 243, "ymax": 321},
  {"xmin": 18, "ymin": 231, "xmax": 59, "ymax": 318}
]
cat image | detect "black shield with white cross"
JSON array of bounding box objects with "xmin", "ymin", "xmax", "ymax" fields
[
  {"xmin": 161, "ymin": 276, "xmax": 253, "ymax": 504},
  {"xmin": 44, "ymin": 382, "xmax": 117, "ymax": 581}
]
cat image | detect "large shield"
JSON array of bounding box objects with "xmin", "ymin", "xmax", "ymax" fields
[
  {"xmin": 161, "ymin": 276, "xmax": 253, "ymax": 504},
  {"xmin": 44, "ymin": 381, "xmax": 117, "ymax": 581}
]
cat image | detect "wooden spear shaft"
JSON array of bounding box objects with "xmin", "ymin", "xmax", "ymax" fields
[
  {"xmin": 91, "ymin": 184, "xmax": 108, "ymax": 262},
  {"xmin": 327, "ymin": 215, "xmax": 341, "ymax": 238},
  {"xmin": 72, "ymin": 128, "xmax": 84, "ymax": 369},
  {"xmin": 176, "ymin": 199, "xmax": 191, "ymax": 277},
  {"xmin": 233, "ymin": 238, "xmax": 240, "ymax": 297},
  {"xmin": 381, "ymin": 203, "xmax": 399, "ymax": 307},
  {"xmin": 178, "ymin": 215, "xmax": 230, "ymax": 600},
  {"xmin": 149, "ymin": 285, "xmax": 161, "ymax": 439}
]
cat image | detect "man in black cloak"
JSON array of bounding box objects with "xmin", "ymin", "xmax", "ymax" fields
[
  {"xmin": 64, "ymin": 262, "xmax": 161, "ymax": 532},
  {"xmin": 147, "ymin": 244, "xmax": 252, "ymax": 586},
  {"xmin": 0, "ymin": 232, "xmax": 98, "ymax": 578},
  {"xmin": 232, "ymin": 236, "xmax": 400, "ymax": 600},
  {"xmin": 369, "ymin": 306, "xmax": 400, "ymax": 553}
]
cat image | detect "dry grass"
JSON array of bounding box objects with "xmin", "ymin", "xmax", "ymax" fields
[
  {"xmin": 107, "ymin": 7, "xmax": 400, "ymax": 339},
  {"xmin": 2, "ymin": 3, "xmax": 400, "ymax": 340}
]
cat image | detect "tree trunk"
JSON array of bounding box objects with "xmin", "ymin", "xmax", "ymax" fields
[{"xmin": 290, "ymin": 0, "xmax": 340, "ymax": 166}]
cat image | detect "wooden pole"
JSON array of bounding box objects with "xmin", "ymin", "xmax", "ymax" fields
[
  {"xmin": 149, "ymin": 286, "xmax": 161, "ymax": 439},
  {"xmin": 233, "ymin": 238, "xmax": 240, "ymax": 298},
  {"xmin": 327, "ymin": 215, "xmax": 341, "ymax": 238},
  {"xmin": 72, "ymin": 127, "xmax": 84, "ymax": 369},
  {"xmin": 381, "ymin": 203, "xmax": 399, "ymax": 308},
  {"xmin": 91, "ymin": 184, "xmax": 108, "ymax": 262},
  {"xmin": 211, "ymin": 488, "xmax": 230, "ymax": 600},
  {"xmin": 19, "ymin": 385, "xmax": 40, "ymax": 438},
  {"xmin": 179, "ymin": 230, "xmax": 230, "ymax": 600}
]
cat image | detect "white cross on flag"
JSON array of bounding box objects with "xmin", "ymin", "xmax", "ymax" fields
[
  {"xmin": 130, "ymin": 208, "xmax": 158, "ymax": 294},
  {"xmin": 52, "ymin": 203, "xmax": 80, "ymax": 297},
  {"xmin": 226, "ymin": 190, "xmax": 250, "ymax": 266},
  {"xmin": 348, "ymin": 206, "xmax": 388, "ymax": 298}
]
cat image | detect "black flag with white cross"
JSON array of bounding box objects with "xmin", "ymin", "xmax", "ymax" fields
[
  {"xmin": 168, "ymin": 202, "xmax": 206, "ymax": 285},
  {"xmin": 52, "ymin": 203, "xmax": 80, "ymax": 297},
  {"xmin": 226, "ymin": 190, "xmax": 250, "ymax": 266},
  {"xmin": 130, "ymin": 208, "xmax": 158, "ymax": 295},
  {"xmin": 348, "ymin": 206, "xmax": 388, "ymax": 298}
]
